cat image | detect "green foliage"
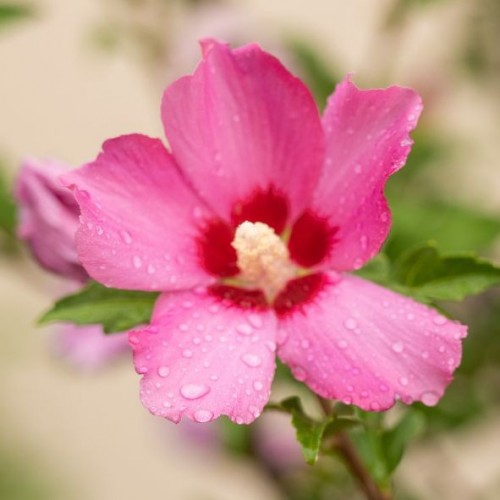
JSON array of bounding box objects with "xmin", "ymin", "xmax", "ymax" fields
[
  {"xmin": 0, "ymin": 3, "xmax": 34, "ymax": 31},
  {"xmin": 287, "ymin": 39, "xmax": 339, "ymax": 111},
  {"xmin": 392, "ymin": 244, "xmax": 500, "ymax": 302},
  {"xmin": 267, "ymin": 397, "xmax": 332, "ymax": 464},
  {"xmin": 386, "ymin": 198, "xmax": 500, "ymax": 258},
  {"xmin": 38, "ymin": 281, "xmax": 159, "ymax": 333},
  {"xmin": 0, "ymin": 168, "xmax": 16, "ymax": 238},
  {"xmin": 381, "ymin": 411, "xmax": 425, "ymax": 473},
  {"xmin": 267, "ymin": 397, "xmax": 359, "ymax": 465},
  {"xmin": 349, "ymin": 409, "xmax": 425, "ymax": 486}
]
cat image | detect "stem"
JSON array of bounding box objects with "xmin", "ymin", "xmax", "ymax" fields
[{"xmin": 317, "ymin": 397, "xmax": 391, "ymax": 500}]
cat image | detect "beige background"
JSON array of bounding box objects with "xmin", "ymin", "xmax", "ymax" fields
[{"xmin": 1, "ymin": 1, "xmax": 499, "ymax": 499}]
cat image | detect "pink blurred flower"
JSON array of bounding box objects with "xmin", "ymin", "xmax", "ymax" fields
[
  {"xmin": 15, "ymin": 158, "xmax": 129, "ymax": 370},
  {"xmin": 62, "ymin": 40, "xmax": 467, "ymax": 424},
  {"xmin": 54, "ymin": 323, "xmax": 129, "ymax": 372},
  {"xmin": 16, "ymin": 158, "xmax": 87, "ymax": 281}
]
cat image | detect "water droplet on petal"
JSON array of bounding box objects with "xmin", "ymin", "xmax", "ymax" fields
[
  {"xmin": 344, "ymin": 318, "xmax": 357, "ymax": 330},
  {"xmin": 421, "ymin": 391, "xmax": 439, "ymax": 407},
  {"xmin": 193, "ymin": 409, "xmax": 214, "ymax": 422},
  {"xmin": 265, "ymin": 340, "xmax": 276, "ymax": 352},
  {"xmin": 178, "ymin": 323, "xmax": 189, "ymax": 332},
  {"xmin": 247, "ymin": 314, "xmax": 263, "ymax": 329},
  {"xmin": 147, "ymin": 264, "xmax": 156, "ymax": 274},
  {"xmin": 337, "ymin": 340, "xmax": 348, "ymax": 349},
  {"xmin": 370, "ymin": 401, "xmax": 381, "ymax": 411},
  {"xmin": 301, "ymin": 339, "xmax": 310, "ymax": 349},
  {"xmin": 180, "ymin": 384, "xmax": 210, "ymax": 400},
  {"xmin": 158, "ymin": 366, "xmax": 170, "ymax": 378},
  {"xmin": 398, "ymin": 377, "xmax": 409, "ymax": 386},
  {"xmin": 120, "ymin": 230, "xmax": 133, "ymax": 244},
  {"xmin": 433, "ymin": 315, "xmax": 447, "ymax": 326},
  {"xmin": 236, "ymin": 323, "xmax": 253, "ymax": 336},
  {"xmin": 253, "ymin": 380, "xmax": 264, "ymax": 391},
  {"xmin": 421, "ymin": 351, "xmax": 429, "ymax": 359},
  {"xmin": 293, "ymin": 366, "xmax": 307, "ymax": 381},
  {"xmin": 241, "ymin": 353, "xmax": 262, "ymax": 367},
  {"xmin": 182, "ymin": 349, "xmax": 193, "ymax": 358},
  {"xmin": 133, "ymin": 256, "xmax": 142, "ymax": 268},
  {"xmin": 392, "ymin": 341, "xmax": 404, "ymax": 353}
]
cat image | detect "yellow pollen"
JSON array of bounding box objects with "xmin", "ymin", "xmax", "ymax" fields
[{"xmin": 231, "ymin": 221, "xmax": 296, "ymax": 300}]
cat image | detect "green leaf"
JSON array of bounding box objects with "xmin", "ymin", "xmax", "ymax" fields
[
  {"xmin": 0, "ymin": 168, "xmax": 16, "ymax": 237},
  {"xmin": 382, "ymin": 410, "xmax": 425, "ymax": 473},
  {"xmin": 392, "ymin": 244, "xmax": 500, "ymax": 302},
  {"xmin": 386, "ymin": 198, "xmax": 500, "ymax": 259},
  {"xmin": 0, "ymin": 4, "xmax": 34, "ymax": 30},
  {"xmin": 38, "ymin": 281, "xmax": 158, "ymax": 333},
  {"xmin": 266, "ymin": 397, "xmax": 332, "ymax": 464}
]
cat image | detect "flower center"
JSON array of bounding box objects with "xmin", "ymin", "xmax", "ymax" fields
[{"xmin": 231, "ymin": 221, "xmax": 296, "ymax": 301}]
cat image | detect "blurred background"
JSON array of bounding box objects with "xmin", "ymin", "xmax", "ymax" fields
[{"xmin": 1, "ymin": 0, "xmax": 499, "ymax": 499}]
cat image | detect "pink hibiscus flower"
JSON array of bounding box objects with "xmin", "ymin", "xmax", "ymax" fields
[{"xmin": 62, "ymin": 40, "xmax": 466, "ymax": 424}]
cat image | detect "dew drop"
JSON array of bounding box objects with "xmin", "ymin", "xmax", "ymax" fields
[
  {"xmin": 265, "ymin": 340, "xmax": 276, "ymax": 352},
  {"xmin": 293, "ymin": 366, "xmax": 307, "ymax": 381},
  {"xmin": 96, "ymin": 226, "xmax": 103, "ymax": 235},
  {"xmin": 344, "ymin": 318, "xmax": 357, "ymax": 330},
  {"xmin": 433, "ymin": 315, "xmax": 447, "ymax": 326},
  {"xmin": 147, "ymin": 263, "xmax": 156, "ymax": 275},
  {"xmin": 398, "ymin": 376, "xmax": 409, "ymax": 386},
  {"xmin": 354, "ymin": 164, "xmax": 362, "ymax": 174},
  {"xmin": 193, "ymin": 409, "xmax": 214, "ymax": 422},
  {"xmin": 346, "ymin": 384, "xmax": 354, "ymax": 392},
  {"xmin": 337, "ymin": 340, "xmax": 348, "ymax": 349},
  {"xmin": 133, "ymin": 256, "xmax": 142, "ymax": 269},
  {"xmin": 120, "ymin": 230, "xmax": 133, "ymax": 244},
  {"xmin": 247, "ymin": 314, "xmax": 263, "ymax": 329},
  {"xmin": 421, "ymin": 351, "xmax": 429, "ymax": 359},
  {"xmin": 180, "ymin": 384, "xmax": 210, "ymax": 400},
  {"xmin": 301, "ymin": 339, "xmax": 310, "ymax": 349},
  {"xmin": 157, "ymin": 366, "xmax": 170, "ymax": 378},
  {"xmin": 182, "ymin": 349, "xmax": 193, "ymax": 358},
  {"xmin": 236, "ymin": 323, "xmax": 253, "ymax": 336},
  {"xmin": 438, "ymin": 345, "xmax": 446, "ymax": 353},
  {"xmin": 253, "ymin": 380, "xmax": 264, "ymax": 391},
  {"xmin": 392, "ymin": 341, "xmax": 404, "ymax": 353},
  {"xmin": 241, "ymin": 353, "xmax": 262, "ymax": 367},
  {"xmin": 421, "ymin": 391, "xmax": 439, "ymax": 407},
  {"xmin": 178, "ymin": 323, "xmax": 189, "ymax": 332},
  {"xmin": 342, "ymin": 396, "xmax": 352, "ymax": 405}
]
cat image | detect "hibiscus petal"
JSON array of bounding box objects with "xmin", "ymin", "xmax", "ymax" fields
[
  {"xmin": 162, "ymin": 39, "xmax": 324, "ymax": 222},
  {"xmin": 314, "ymin": 77, "xmax": 423, "ymax": 271},
  {"xmin": 15, "ymin": 158, "xmax": 87, "ymax": 281},
  {"xmin": 129, "ymin": 288, "xmax": 277, "ymax": 424},
  {"xmin": 277, "ymin": 273, "xmax": 466, "ymax": 411},
  {"xmin": 61, "ymin": 134, "xmax": 215, "ymax": 291}
]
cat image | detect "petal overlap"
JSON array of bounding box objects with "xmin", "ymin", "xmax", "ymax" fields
[
  {"xmin": 162, "ymin": 40, "xmax": 324, "ymax": 222},
  {"xmin": 129, "ymin": 288, "xmax": 277, "ymax": 424},
  {"xmin": 277, "ymin": 273, "xmax": 467, "ymax": 411},
  {"xmin": 61, "ymin": 134, "xmax": 215, "ymax": 291}
]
